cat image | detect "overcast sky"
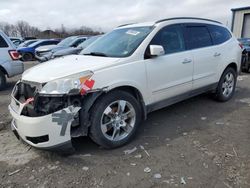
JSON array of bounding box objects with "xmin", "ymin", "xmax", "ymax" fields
[{"xmin": 0, "ymin": 0, "xmax": 249, "ymax": 32}]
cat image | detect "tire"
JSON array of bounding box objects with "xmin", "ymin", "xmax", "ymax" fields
[
  {"xmin": 89, "ymin": 90, "xmax": 142, "ymax": 149},
  {"xmin": 247, "ymin": 65, "xmax": 250, "ymax": 73},
  {"xmin": 22, "ymin": 53, "xmax": 33, "ymax": 61},
  {"xmin": 214, "ymin": 67, "xmax": 237, "ymax": 102},
  {"xmin": 0, "ymin": 70, "xmax": 6, "ymax": 90}
]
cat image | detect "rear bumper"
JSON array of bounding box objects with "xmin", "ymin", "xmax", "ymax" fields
[{"xmin": 1, "ymin": 60, "xmax": 24, "ymax": 77}]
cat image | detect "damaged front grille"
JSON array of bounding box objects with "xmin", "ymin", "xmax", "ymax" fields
[
  {"xmin": 13, "ymin": 81, "xmax": 82, "ymax": 117},
  {"xmin": 14, "ymin": 81, "xmax": 39, "ymax": 103}
]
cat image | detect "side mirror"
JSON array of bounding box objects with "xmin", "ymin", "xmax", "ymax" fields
[{"xmin": 149, "ymin": 45, "xmax": 165, "ymax": 57}]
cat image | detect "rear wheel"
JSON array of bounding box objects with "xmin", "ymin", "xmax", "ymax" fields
[
  {"xmin": 214, "ymin": 67, "xmax": 237, "ymax": 102},
  {"xmin": 89, "ymin": 90, "xmax": 142, "ymax": 148},
  {"xmin": 0, "ymin": 70, "xmax": 6, "ymax": 90},
  {"xmin": 22, "ymin": 53, "xmax": 33, "ymax": 61}
]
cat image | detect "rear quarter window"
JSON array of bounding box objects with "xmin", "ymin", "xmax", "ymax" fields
[
  {"xmin": 208, "ymin": 25, "xmax": 232, "ymax": 45},
  {"xmin": 184, "ymin": 26, "xmax": 212, "ymax": 50},
  {"xmin": 0, "ymin": 35, "xmax": 9, "ymax": 48}
]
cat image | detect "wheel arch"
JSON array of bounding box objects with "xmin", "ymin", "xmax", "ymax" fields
[
  {"xmin": 73, "ymin": 85, "xmax": 147, "ymax": 137},
  {"xmin": 0, "ymin": 65, "xmax": 8, "ymax": 77},
  {"xmin": 225, "ymin": 62, "xmax": 238, "ymax": 74},
  {"xmin": 108, "ymin": 85, "xmax": 147, "ymax": 120}
]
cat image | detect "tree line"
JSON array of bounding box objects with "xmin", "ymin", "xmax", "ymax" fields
[{"xmin": 0, "ymin": 20, "xmax": 104, "ymax": 39}]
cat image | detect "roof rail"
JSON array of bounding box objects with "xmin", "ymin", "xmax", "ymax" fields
[
  {"xmin": 155, "ymin": 17, "xmax": 222, "ymax": 24},
  {"xmin": 117, "ymin": 23, "xmax": 136, "ymax": 28}
]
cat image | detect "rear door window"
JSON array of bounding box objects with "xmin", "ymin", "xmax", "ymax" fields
[
  {"xmin": 184, "ymin": 25, "xmax": 212, "ymax": 50},
  {"xmin": 150, "ymin": 24, "xmax": 185, "ymax": 54},
  {"xmin": 0, "ymin": 35, "xmax": 9, "ymax": 48},
  {"xmin": 49, "ymin": 41, "xmax": 59, "ymax": 45},
  {"xmin": 208, "ymin": 25, "xmax": 232, "ymax": 45}
]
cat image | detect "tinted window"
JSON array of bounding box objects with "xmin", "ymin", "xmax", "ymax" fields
[
  {"xmin": 0, "ymin": 35, "xmax": 8, "ymax": 48},
  {"xmin": 208, "ymin": 25, "xmax": 232, "ymax": 45},
  {"xmin": 39, "ymin": 41, "xmax": 58, "ymax": 46},
  {"xmin": 71, "ymin": 38, "xmax": 86, "ymax": 47},
  {"xmin": 150, "ymin": 25, "xmax": 185, "ymax": 54},
  {"xmin": 185, "ymin": 26, "xmax": 212, "ymax": 50},
  {"xmin": 48, "ymin": 41, "xmax": 59, "ymax": 45}
]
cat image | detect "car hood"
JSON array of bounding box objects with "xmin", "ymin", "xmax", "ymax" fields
[
  {"xmin": 54, "ymin": 47, "xmax": 80, "ymax": 56},
  {"xmin": 22, "ymin": 55, "xmax": 121, "ymax": 83},
  {"xmin": 36, "ymin": 45, "xmax": 58, "ymax": 52}
]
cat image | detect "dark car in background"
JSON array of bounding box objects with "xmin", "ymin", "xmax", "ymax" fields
[
  {"xmin": 35, "ymin": 35, "xmax": 88, "ymax": 62},
  {"xmin": 17, "ymin": 39, "xmax": 60, "ymax": 61},
  {"xmin": 238, "ymin": 38, "xmax": 250, "ymax": 72},
  {"xmin": 41, "ymin": 35, "xmax": 101, "ymax": 62}
]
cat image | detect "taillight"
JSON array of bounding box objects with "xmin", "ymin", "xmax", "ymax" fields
[
  {"xmin": 239, "ymin": 43, "xmax": 243, "ymax": 49},
  {"xmin": 8, "ymin": 50, "xmax": 20, "ymax": 60}
]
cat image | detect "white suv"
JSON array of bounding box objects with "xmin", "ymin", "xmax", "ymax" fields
[
  {"xmin": 0, "ymin": 30, "xmax": 24, "ymax": 90},
  {"xmin": 9, "ymin": 18, "xmax": 242, "ymax": 151}
]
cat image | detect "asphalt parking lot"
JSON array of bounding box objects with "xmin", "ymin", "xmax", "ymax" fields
[{"xmin": 0, "ymin": 62, "xmax": 249, "ymax": 188}]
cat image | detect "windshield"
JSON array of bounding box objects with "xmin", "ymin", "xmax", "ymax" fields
[
  {"xmin": 57, "ymin": 36, "xmax": 77, "ymax": 47},
  {"xmin": 78, "ymin": 35, "xmax": 101, "ymax": 49},
  {"xmin": 81, "ymin": 27, "xmax": 153, "ymax": 57}
]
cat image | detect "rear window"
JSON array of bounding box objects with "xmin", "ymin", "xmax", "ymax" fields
[
  {"xmin": 185, "ymin": 26, "xmax": 212, "ymax": 50},
  {"xmin": 208, "ymin": 25, "xmax": 232, "ymax": 45},
  {"xmin": 0, "ymin": 35, "xmax": 8, "ymax": 48}
]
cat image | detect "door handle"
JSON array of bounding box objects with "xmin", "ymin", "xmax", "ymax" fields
[
  {"xmin": 214, "ymin": 52, "xmax": 221, "ymax": 57},
  {"xmin": 182, "ymin": 59, "xmax": 192, "ymax": 64}
]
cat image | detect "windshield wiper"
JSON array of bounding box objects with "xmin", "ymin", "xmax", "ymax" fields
[{"xmin": 83, "ymin": 52, "xmax": 107, "ymax": 57}]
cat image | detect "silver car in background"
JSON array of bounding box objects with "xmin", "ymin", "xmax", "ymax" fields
[
  {"xmin": 0, "ymin": 30, "xmax": 24, "ymax": 90},
  {"xmin": 35, "ymin": 36, "xmax": 89, "ymax": 62},
  {"xmin": 50, "ymin": 35, "xmax": 102, "ymax": 60}
]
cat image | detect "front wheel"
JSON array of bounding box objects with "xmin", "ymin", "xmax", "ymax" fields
[
  {"xmin": 89, "ymin": 90, "xmax": 142, "ymax": 149},
  {"xmin": 214, "ymin": 67, "xmax": 237, "ymax": 102}
]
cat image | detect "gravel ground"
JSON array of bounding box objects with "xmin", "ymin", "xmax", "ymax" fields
[{"xmin": 0, "ymin": 62, "xmax": 249, "ymax": 188}]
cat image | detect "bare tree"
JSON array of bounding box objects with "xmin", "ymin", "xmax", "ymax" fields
[{"xmin": 0, "ymin": 20, "xmax": 103, "ymax": 38}]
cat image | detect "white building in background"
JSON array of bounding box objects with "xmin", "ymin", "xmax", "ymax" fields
[{"xmin": 231, "ymin": 6, "xmax": 250, "ymax": 38}]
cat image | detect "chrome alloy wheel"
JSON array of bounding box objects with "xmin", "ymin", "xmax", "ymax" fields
[
  {"xmin": 100, "ymin": 100, "xmax": 136, "ymax": 141},
  {"xmin": 222, "ymin": 72, "xmax": 235, "ymax": 98}
]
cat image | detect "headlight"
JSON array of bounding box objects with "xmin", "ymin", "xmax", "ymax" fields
[{"xmin": 40, "ymin": 71, "xmax": 94, "ymax": 95}]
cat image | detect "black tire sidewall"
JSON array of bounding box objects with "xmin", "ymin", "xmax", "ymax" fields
[
  {"xmin": 0, "ymin": 70, "xmax": 6, "ymax": 90},
  {"xmin": 23, "ymin": 53, "xmax": 33, "ymax": 61},
  {"xmin": 90, "ymin": 90, "xmax": 142, "ymax": 148},
  {"xmin": 216, "ymin": 67, "xmax": 237, "ymax": 102}
]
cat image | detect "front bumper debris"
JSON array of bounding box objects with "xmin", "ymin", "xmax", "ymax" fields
[
  {"xmin": 9, "ymin": 99, "xmax": 80, "ymax": 149},
  {"xmin": 9, "ymin": 81, "xmax": 81, "ymax": 150}
]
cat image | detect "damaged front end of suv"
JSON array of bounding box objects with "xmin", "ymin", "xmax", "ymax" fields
[{"xmin": 9, "ymin": 71, "xmax": 105, "ymax": 151}]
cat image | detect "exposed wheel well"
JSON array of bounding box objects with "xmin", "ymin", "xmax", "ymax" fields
[
  {"xmin": 226, "ymin": 63, "xmax": 238, "ymax": 74},
  {"xmin": 74, "ymin": 86, "xmax": 147, "ymax": 137},
  {"xmin": 0, "ymin": 66, "xmax": 7, "ymax": 76}
]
